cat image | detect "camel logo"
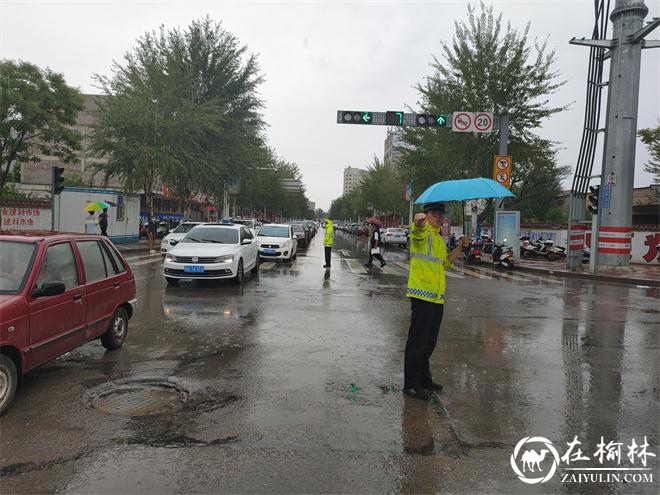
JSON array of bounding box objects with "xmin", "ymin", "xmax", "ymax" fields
[{"xmin": 510, "ymin": 436, "xmax": 561, "ymax": 484}]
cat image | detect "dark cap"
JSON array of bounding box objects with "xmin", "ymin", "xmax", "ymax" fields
[{"xmin": 423, "ymin": 202, "xmax": 446, "ymax": 213}]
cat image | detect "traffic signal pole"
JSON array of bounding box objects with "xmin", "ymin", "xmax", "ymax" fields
[{"xmin": 570, "ymin": 0, "xmax": 659, "ymax": 267}]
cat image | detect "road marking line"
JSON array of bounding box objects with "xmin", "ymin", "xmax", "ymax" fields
[
  {"xmin": 124, "ymin": 252, "xmax": 163, "ymax": 262},
  {"xmin": 445, "ymin": 270, "xmax": 464, "ymax": 279},
  {"xmin": 131, "ymin": 257, "xmax": 163, "ymax": 266},
  {"xmin": 347, "ymin": 258, "xmax": 367, "ymax": 274},
  {"xmin": 453, "ymin": 265, "xmax": 493, "ymax": 280},
  {"xmin": 260, "ymin": 262, "xmax": 276, "ymax": 271}
]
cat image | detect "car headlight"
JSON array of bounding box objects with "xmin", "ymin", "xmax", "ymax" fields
[
  {"xmin": 214, "ymin": 255, "xmax": 234, "ymax": 263},
  {"xmin": 165, "ymin": 254, "xmax": 176, "ymax": 262}
]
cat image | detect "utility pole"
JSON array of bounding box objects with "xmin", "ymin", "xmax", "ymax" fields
[{"xmin": 571, "ymin": 0, "xmax": 659, "ymax": 267}]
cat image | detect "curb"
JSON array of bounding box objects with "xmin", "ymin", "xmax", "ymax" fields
[{"xmin": 514, "ymin": 263, "xmax": 660, "ymax": 288}]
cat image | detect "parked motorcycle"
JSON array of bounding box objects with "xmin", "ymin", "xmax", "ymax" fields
[
  {"xmin": 463, "ymin": 238, "xmax": 482, "ymax": 264},
  {"xmin": 483, "ymin": 237, "xmax": 514, "ymax": 268}
]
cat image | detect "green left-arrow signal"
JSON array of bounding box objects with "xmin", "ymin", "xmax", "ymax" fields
[{"xmin": 362, "ymin": 112, "xmax": 372, "ymax": 123}]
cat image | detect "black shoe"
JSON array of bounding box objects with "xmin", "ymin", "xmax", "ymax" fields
[
  {"xmin": 380, "ymin": 262, "xmax": 387, "ymax": 267},
  {"xmin": 422, "ymin": 382, "xmax": 443, "ymax": 392},
  {"xmin": 403, "ymin": 388, "xmax": 431, "ymax": 401},
  {"xmin": 364, "ymin": 262, "xmax": 373, "ymax": 267}
]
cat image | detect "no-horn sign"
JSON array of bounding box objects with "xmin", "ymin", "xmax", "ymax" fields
[{"xmin": 452, "ymin": 111, "xmax": 473, "ymax": 132}]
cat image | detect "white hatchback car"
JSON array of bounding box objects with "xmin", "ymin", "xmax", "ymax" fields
[
  {"xmin": 257, "ymin": 224, "xmax": 297, "ymax": 261},
  {"xmin": 160, "ymin": 222, "xmax": 204, "ymax": 254},
  {"xmin": 382, "ymin": 227, "xmax": 408, "ymax": 246},
  {"xmin": 163, "ymin": 223, "xmax": 259, "ymax": 285}
]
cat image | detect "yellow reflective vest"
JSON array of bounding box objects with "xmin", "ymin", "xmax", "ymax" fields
[
  {"xmin": 323, "ymin": 219, "xmax": 334, "ymax": 247},
  {"xmin": 406, "ymin": 222, "xmax": 453, "ymax": 304}
]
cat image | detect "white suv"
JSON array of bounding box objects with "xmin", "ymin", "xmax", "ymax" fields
[{"xmin": 163, "ymin": 223, "xmax": 259, "ymax": 285}]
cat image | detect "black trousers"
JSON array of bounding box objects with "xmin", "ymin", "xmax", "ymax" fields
[
  {"xmin": 404, "ymin": 298, "xmax": 444, "ymax": 389},
  {"xmin": 324, "ymin": 246, "xmax": 331, "ymax": 267},
  {"xmin": 367, "ymin": 252, "xmax": 385, "ymax": 264},
  {"xmin": 100, "ymin": 225, "xmax": 108, "ymax": 236}
]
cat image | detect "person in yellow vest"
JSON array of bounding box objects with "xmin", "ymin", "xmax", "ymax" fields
[
  {"xmin": 404, "ymin": 202, "xmax": 469, "ymax": 400},
  {"xmin": 323, "ymin": 218, "xmax": 334, "ymax": 269}
]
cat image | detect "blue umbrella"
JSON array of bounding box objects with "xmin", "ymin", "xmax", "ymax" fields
[{"xmin": 414, "ymin": 178, "xmax": 515, "ymax": 204}]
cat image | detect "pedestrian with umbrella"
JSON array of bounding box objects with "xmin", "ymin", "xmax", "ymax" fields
[
  {"xmin": 364, "ymin": 217, "xmax": 386, "ymax": 268},
  {"xmin": 84, "ymin": 201, "xmax": 112, "ymax": 235},
  {"xmin": 403, "ymin": 178, "xmax": 514, "ymax": 400}
]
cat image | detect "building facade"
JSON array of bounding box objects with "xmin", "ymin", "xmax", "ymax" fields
[
  {"xmin": 343, "ymin": 166, "xmax": 366, "ymax": 195},
  {"xmin": 384, "ymin": 128, "xmax": 404, "ymax": 166}
]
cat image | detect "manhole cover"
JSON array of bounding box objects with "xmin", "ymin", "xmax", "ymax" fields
[{"xmin": 88, "ymin": 380, "xmax": 187, "ymax": 416}]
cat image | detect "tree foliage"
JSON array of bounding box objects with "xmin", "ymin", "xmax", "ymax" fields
[
  {"xmin": 329, "ymin": 157, "xmax": 407, "ymax": 221},
  {"xmin": 638, "ymin": 123, "xmax": 660, "ymax": 201},
  {"xmin": 0, "ymin": 60, "xmax": 84, "ymax": 197},
  {"xmin": 398, "ymin": 2, "xmax": 569, "ymax": 223},
  {"xmin": 91, "ymin": 18, "xmax": 267, "ymax": 216}
]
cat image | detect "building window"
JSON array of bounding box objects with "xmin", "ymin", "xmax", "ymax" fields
[{"xmin": 116, "ymin": 204, "xmax": 125, "ymax": 221}]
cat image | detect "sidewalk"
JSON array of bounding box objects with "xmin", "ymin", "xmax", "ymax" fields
[{"xmin": 515, "ymin": 259, "xmax": 660, "ymax": 287}]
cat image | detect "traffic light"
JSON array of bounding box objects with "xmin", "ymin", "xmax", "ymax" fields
[
  {"xmin": 415, "ymin": 114, "xmax": 448, "ymax": 127},
  {"xmin": 385, "ymin": 111, "xmax": 404, "ymax": 126},
  {"xmin": 340, "ymin": 111, "xmax": 373, "ymax": 125},
  {"xmin": 52, "ymin": 167, "xmax": 65, "ymax": 194},
  {"xmin": 587, "ymin": 185, "xmax": 599, "ymax": 214}
]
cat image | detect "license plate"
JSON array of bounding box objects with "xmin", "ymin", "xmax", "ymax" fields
[
  {"xmin": 184, "ymin": 265, "xmax": 205, "ymax": 273},
  {"xmin": 263, "ymin": 248, "xmax": 276, "ymax": 254}
]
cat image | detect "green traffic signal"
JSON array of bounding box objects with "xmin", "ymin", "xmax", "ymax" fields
[
  {"xmin": 385, "ymin": 111, "xmax": 404, "ymax": 126},
  {"xmin": 415, "ymin": 113, "xmax": 448, "ymax": 127},
  {"xmin": 341, "ymin": 111, "xmax": 373, "ymax": 125}
]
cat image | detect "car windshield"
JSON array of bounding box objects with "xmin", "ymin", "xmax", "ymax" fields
[
  {"xmin": 258, "ymin": 226, "xmax": 289, "ymax": 238},
  {"xmin": 0, "ymin": 241, "xmax": 36, "ymax": 294},
  {"xmin": 233, "ymin": 220, "xmax": 255, "ymax": 229},
  {"xmin": 388, "ymin": 229, "xmax": 403, "ymax": 233},
  {"xmin": 292, "ymin": 225, "xmax": 304, "ymax": 233},
  {"xmin": 182, "ymin": 227, "xmax": 238, "ymax": 244},
  {"xmin": 173, "ymin": 223, "xmax": 199, "ymax": 234}
]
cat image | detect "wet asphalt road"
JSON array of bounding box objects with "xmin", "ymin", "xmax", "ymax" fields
[{"xmin": 1, "ymin": 232, "xmax": 658, "ymax": 494}]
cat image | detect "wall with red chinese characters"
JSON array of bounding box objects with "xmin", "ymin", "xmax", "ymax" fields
[{"xmin": 0, "ymin": 200, "xmax": 52, "ymax": 231}]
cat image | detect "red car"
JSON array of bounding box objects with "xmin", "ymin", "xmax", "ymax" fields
[{"xmin": 0, "ymin": 232, "xmax": 138, "ymax": 414}]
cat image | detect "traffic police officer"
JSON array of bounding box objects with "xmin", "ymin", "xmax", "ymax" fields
[
  {"xmin": 404, "ymin": 202, "xmax": 469, "ymax": 400},
  {"xmin": 323, "ymin": 218, "xmax": 334, "ymax": 268}
]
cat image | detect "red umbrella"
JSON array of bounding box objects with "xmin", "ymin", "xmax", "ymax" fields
[{"xmin": 365, "ymin": 217, "xmax": 382, "ymax": 226}]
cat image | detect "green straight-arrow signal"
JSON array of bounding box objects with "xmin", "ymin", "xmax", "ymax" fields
[
  {"xmin": 362, "ymin": 112, "xmax": 372, "ymax": 123},
  {"xmin": 436, "ymin": 114, "xmax": 447, "ymax": 126}
]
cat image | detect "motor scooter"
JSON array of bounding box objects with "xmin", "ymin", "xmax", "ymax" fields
[{"xmin": 483, "ymin": 238, "xmax": 514, "ymax": 268}]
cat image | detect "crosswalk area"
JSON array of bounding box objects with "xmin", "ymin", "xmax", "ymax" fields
[{"xmin": 123, "ymin": 249, "xmax": 560, "ymax": 285}]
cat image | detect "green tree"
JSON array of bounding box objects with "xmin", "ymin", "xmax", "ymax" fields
[
  {"xmin": 398, "ymin": 2, "xmax": 570, "ymax": 223},
  {"xmin": 359, "ymin": 156, "xmax": 408, "ymax": 217},
  {"xmin": 0, "ymin": 60, "xmax": 84, "ymax": 198},
  {"xmin": 638, "ymin": 123, "xmax": 660, "ymax": 201},
  {"xmin": 92, "ymin": 18, "xmax": 264, "ymax": 219}
]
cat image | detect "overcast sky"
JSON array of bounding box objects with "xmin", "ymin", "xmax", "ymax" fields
[{"xmin": 1, "ymin": 0, "xmax": 658, "ymax": 210}]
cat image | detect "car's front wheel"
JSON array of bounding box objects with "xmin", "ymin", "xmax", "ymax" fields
[
  {"xmin": 251, "ymin": 256, "xmax": 260, "ymax": 274},
  {"xmin": 0, "ymin": 354, "xmax": 18, "ymax": 416},
  {"xmin": 101, "ymin": 307, "xmax": 129, "ymax": 351},
  {"xmin": 233, "ymin": 259, "xmax": 244, "ymax": 285}
]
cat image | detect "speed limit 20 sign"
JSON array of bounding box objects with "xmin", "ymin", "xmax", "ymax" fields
[
  {"xmin": 493, "ymin": 155, "xmax": 512, "ymax": 189},
  {"xmin": 474, "ymin": 112, "xmax": 493, "ymax": 132}
]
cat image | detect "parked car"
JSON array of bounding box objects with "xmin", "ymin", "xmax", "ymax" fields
[
  {"xmin": 257, "ymin": 224, "xmax": 297, "ymax": 262},
  {"xmin": 382, "ymin": 227, "xmax": 408, "ymax": 246},
  {"xmin": 160, "ymin": 222, "xmax": 204, "ymax": 255},
  {"xmin": 156, "ymin": 221, "xmax": 170, "ymax": 238},
  {"xmin": 0, "ymin": 232, "xmax": 138, "ymax": 415},
  {"xmin": 291, "ymin": 223, "xmax": 307, "ymax": 248},
  {"xmin": 163, "ymin": 223, "xmax": 259, "ymax": 285},
  {"xmin": 233, "ymin": 218, "xmax": 260, "ymax": 235}
]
